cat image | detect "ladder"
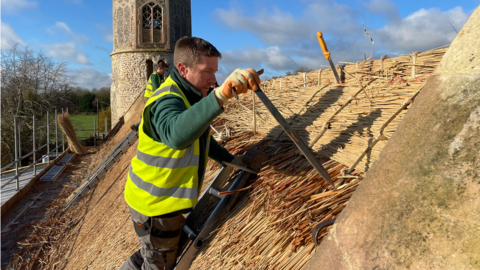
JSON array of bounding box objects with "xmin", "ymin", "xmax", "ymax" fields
[
  {"xmin": 174, "ymin": 150, "xmax": 268, "ymax": 269},
  {"xmin": 174, "ymin": 166, "xmax": 253, "ymax": 269},
  {"xmin": 63, "ymin": 131, "xmax": 138, "ymax": 211}
]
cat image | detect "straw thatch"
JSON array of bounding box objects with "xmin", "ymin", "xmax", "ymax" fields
[
  {"xmin": 189, "ymin": 132, "xmax": 360, "ymax": 270},
  {"xmin": 57, "ymin": 112, "xmax": 88, "ymax": 155}
]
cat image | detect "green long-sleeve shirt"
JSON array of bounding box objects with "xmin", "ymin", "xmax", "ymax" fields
[
  {"xmin": 150, "ymin": 71, "xmax": 164, "ymax": 91},
  {"xmin": 144, "ymin": 67, "xmax": 234, "ymax": 176}
]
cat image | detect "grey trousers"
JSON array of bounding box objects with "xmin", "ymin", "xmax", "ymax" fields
[{"xmin": 119, "ymin": 206, "xmax": 186, "ymax": 270}]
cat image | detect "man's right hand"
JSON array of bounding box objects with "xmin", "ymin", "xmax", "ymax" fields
[{"xmin": 214, "ymin": 69, "xmax": 260, "ymax": 102}]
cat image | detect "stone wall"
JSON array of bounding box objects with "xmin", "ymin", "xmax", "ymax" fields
[{"xmin": 111, "ymin": 51, "xmax": 173, "ymax": 126}]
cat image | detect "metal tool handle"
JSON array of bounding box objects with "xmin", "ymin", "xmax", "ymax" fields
[{"xmin": 316, "ymin": 32, "xmax": 331, "ymax": 60}]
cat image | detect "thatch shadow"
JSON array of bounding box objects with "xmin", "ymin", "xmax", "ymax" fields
[
  {"xmin": 239, "ymin": 89, "xmax": 382, "ymax": 176},
  {"xmin": 269, "ymin": 86, "xmax": 346, "ymax": 147},
  {"xmin": 313, "ymin": 109, "xmax": 382, "ymax": 161}
]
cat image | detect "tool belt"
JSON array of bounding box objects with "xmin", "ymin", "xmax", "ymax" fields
[{"xmin": 133, "ymin": 216, "xmax": 181, "ymax": 239}]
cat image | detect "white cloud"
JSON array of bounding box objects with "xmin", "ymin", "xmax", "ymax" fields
[
  {"xmin": 372, "ymin": 6, "xmax": 471, "ymax": 53},
  {"xmin": 95, "ymin": 24, "xmax": 113, "ymax": 42},
  {"xmin": 213, "ymin": 1, "xmax": 472, "ymax": 79},
  {"xmin": 1, "ymin": 0, "xmax": 37, "ymax": 14},
  {"xmin": 213, "ymin": 7, "xmax": 315, "ymax": 46},
  {"xmin": 212, "ymin": 1, "xmax": 372, "ymax": 79},
  {"xmin": 213, "ymin": 1, "xmax": 362, "ymax": 47},
  {"xmin": 222, "ymin": 46, "xmax": 297, "ymax": 70},
  {"xmin": 76, "ymin": 54, "xmax": 89, "ymax": 64},
  {"xmin": 46, "ymin": 22, "xmax": 91, "ymax": 43},
  {"xmin": 363, "ymin": 0, "xmax": 401, "ymax": 23},
  {"xmin": 1, "ymin": 22, "xmax": 26, "ymax": 50},
  {"xmin": 215, "ymin": 46, "xmax": 300, "ymax": 82},
  {"xmin": 42, "ymin": 22, "xmax": 91, "ymax": 64},
  {"xmin": 42, "ymin": 42, "xmax": 90, "ymax": 65},
  {"xmin": 70, "ymin": 67, "xmax": 112, "ymax": 88}
]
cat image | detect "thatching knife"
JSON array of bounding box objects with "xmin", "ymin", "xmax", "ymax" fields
[{"xmin": 317, "ymin": 32, "xmax": 341, "ymax": 84}]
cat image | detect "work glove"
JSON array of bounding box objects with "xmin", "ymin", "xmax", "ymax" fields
[
  {"xmin": 230, "ymin": 155, "xmax": 246, "ymax": 167},
  {"xmin": 214, "ymin": 69, "xmax": 261, "ymax": 102}
]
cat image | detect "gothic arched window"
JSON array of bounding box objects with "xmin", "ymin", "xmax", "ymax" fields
[{"xmin": 142, "ymin": 2, "xmax": 162, "ymax": 43}]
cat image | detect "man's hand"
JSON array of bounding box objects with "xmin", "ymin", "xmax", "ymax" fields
[{"xmin": 214, "ymin": 69, "xmax": 260, "ymax": 102}]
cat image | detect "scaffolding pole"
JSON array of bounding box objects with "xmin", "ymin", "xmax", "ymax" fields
[
  {"xmin": 33, "ymin": 116, "xmax": 36, "ymax": 176},
  {"xmin": 55, "ymin": 108, "xmax": 58, "ymax": 159},
  {"xmin": 47, "ymin": 111, "xmax": 50, "ymax": 163}
]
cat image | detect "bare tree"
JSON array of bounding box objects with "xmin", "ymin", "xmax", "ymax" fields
[{"xmin": 1, "ymin": 44, "xmax": 74, "ymax": 165}]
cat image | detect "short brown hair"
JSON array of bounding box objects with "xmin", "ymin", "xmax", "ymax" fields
[
  {"xmin": 157, "ymin": 59, "xmax": 169, "ymax": 69},
  {"xmin": 174, "ymin": 37, "xmax": 222, "ymax": 68}
]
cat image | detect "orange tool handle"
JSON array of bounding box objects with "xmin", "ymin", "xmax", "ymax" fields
[{"xmin": 316, "ymin": 32, "xmax": 331, "ymax": 60}]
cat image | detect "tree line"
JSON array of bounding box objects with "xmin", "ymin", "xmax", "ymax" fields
[
  {"xmin": 1, "ymin": 44, "xmax": 111, "ymax": 166},
  {"xmin": 271, "ymin": 66, "xmax": 313, "ymax": 79}
]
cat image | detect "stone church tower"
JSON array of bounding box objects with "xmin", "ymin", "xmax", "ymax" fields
[{"xmin": 110, "ymin": 0, "xmax": 191, "ymax": 126}]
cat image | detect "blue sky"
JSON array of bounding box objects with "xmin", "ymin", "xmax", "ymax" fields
[{"xmin": 1, "ymin": 0, "xmax": 478, "ymax": 88}]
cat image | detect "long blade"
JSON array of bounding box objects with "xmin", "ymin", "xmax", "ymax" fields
[
  {"xmin": 253, "ymin": 87, "xmax": 335, "ymax": 188},
  {"xmin": 327, "ymin": 58, "xmax": 341, "ymax": 84}
]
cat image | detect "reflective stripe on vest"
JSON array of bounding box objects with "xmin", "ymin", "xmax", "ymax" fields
[
  {"xmin": 128, "ymin": 167, "xmax": 198, "ymax": 199},
  {"xmin": 125, "ymin": 76, "xmax": 210, "ymax": 217},
  {"xmin": 135, "ymin": 146, "xmax": 199, "ymax": 169}
]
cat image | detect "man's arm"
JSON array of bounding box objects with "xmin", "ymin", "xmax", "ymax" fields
[
  {"xmin": 148, "ymin": 93, "xmax": 224, "ymax": 150},
  {"xmin": 151, "ymin": 73, "xmax": 161, "ymax": 90},
  {"xmin": 208, "ymin": 136, "xmax": 234, "ymax": 165}
]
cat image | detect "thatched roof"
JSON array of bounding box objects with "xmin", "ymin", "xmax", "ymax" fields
[{"xmin": 9, "ymin": 46, "xmax": 447, "ymax": 270}]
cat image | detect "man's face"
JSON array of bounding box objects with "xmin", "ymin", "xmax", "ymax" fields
[
  {"xmin": 157, "ymin": 66, "xmax": 167, "ymax": 75},
  {"xmin": 180, "ymin": 55, "xmax": 218, "ymax": 97}
]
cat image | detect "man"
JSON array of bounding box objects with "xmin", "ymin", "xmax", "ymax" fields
[
  {"xmin": 144, "ymin": 59, "xmax": 169, "ymax": 102},
  {"xmin": 119, "ymin": 37, "xmax": 260, "ymax": 270},
  {"xmin": 131, "ymin": 60, "xmax": 169, "ymax": 132}
]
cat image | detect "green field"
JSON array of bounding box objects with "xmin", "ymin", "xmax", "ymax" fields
[{"xmin": 69, "ymin": 114, "xmax": 98, "ymax": 139}]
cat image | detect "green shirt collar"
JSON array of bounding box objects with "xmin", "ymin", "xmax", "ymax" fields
[{"xmin": 171, "ymin": 67, "xmax": 203, "ymax": 105}]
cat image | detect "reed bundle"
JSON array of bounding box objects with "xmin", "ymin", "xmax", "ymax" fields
[{"xmin": 57, "ymin": 112, "xmax": 88, "ymax": 155}]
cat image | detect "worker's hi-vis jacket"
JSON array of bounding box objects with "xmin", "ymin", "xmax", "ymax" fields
[
  {"xmin": 125, "ymin": 76, "xmax": 210, "ymax": 217},
  {"xmin": 144, "ymin": 71, "xmax": 161, "ymax": 100}
]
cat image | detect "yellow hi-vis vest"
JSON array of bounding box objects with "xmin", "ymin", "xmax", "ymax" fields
[
  {"xmin": 125, "ymin": 76, "xmax": 210, "ymax": 216},
  {"xmin": 144, "ymin": 71, "xmax": 161, "ymax": 100}
]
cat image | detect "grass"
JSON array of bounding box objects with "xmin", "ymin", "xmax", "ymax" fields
[{"xmin": 69, "ymin": 114, "xmax": 98, "ymax": 139}]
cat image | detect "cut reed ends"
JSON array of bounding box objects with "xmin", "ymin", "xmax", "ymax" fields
[{"xmin": 57, "ymin": 112, "xmax": 88, "ymax": 155}]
